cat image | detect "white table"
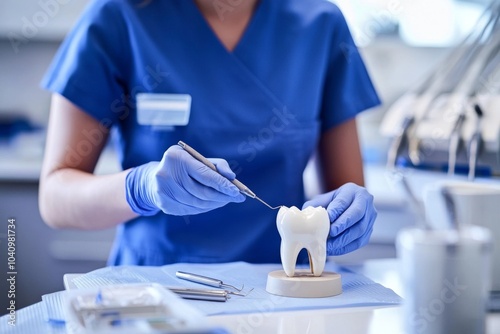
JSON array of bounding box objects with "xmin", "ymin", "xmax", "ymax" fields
[{"xmin": 207, "ymin": 259, "xmax": 500, "ymax": 334}]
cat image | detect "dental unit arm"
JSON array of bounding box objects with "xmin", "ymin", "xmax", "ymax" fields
[{"xmin": 381, "ymin": 2, "xmax": 500, "ymax": 177}]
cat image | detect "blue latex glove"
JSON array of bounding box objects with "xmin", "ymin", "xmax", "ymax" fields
[
  {"xmin": 126, "ymin": 145, "xmax": 245, "ymax": 216},
  {"xmin": 302, "ymin": 183, "xmax": 376, "ymax": 255}
]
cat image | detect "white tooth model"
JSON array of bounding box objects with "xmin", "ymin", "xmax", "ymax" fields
[
  {"xmin": 266, "ymin": 206, "xmax": 342, "ymax": 298},
  {"xmin": 276, "ymin": 206, "xmax": 330, "ymax": 277}
]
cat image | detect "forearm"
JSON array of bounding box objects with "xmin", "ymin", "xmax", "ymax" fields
[
  {"xmin": 318, "ymin": 118, "xmax": 365, "ymax": 190},
  {"xmin": 39, "ymin": 168, "xmax": 138, "ymax": 230}
]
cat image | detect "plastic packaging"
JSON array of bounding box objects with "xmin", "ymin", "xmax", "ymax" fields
[{"xmin": 65, "ymin": 283, "xmax": 206, "ymax": 333}]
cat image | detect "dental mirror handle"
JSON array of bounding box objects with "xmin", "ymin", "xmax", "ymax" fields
[{"xmin": 177, "ymin": 141, "xmax": 256, "ymax": 198}]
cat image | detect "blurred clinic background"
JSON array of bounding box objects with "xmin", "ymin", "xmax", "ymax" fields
[{"xmin": 0, "ymin": 0, "xmax": 495, "ymax": 314}]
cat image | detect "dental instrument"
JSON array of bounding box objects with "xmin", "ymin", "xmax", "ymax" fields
[
  {"xmin": 441, "ymin": 187, "xmax": 460, "ymax": 230},
  {"xmin": 175, "ymin": 271, "xmax": 245, "ymax": 292},
  {"xmin": 447, "ymin": 113, "xmax": 466, "ymax": 176},
  {"xmin": 447, "ymin": 15, "xmax": 500, "ymax": 175},
  {"xmin": 464, "ymin": 47, "xmax": 500, "ymax": 179},
  {"xmin": 386, "ymin": 116, "xmax": 414, "ymax": 170},
  {"xmin": 167, "ymin": 287, "xmax": 231, "ymax": 302},
  {"xmin": 177, "ymin": 141, "xmax": 282, "ymax": 210},
  {"xmin": 404, "ymin": 2, "xmax": 499, "ymax": 166},
  {"xmin": 385, "ymin": 2, "xmax": 500, "ymax": 170},
  {"xmin": 389, "ymin": 170, "xmax": 431, "ymax": 230},
  {"xmin": 468, "ymin": 104, "xmax": 484, "ymax": 181}
]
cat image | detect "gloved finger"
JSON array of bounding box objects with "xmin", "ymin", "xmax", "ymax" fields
[
  {"xmin": 172, "ymin": 174, "xmax": 245, "ymax": 204},
  {"xmin": 327, "ymin": 226, "xmax": 373, "ymax": 256},
  {"xmin": 325, "ymin": 188, "xmax": 355, "ymax": 223},
  {"xmin": 164, "ymin": 147, "xmax": 241, "ymax": 197},
  {"xmin": 328, "ymin": 197, "xmax": 369, "ymax": 237},
  {"xmin": 302, "ymin": 192, "xmax": 334, "ymax": 210},
  {"xmin": 154, "ymin": 178, "xmax": 245, "ymax": 214},
  {"xmin": 174, "ymin": 190, "xmax": 244, "ymax": 212},
  {"xmin": 327, "ymin": 215, "xmax": 371, "ymax": 250},
  {"xmin": 188, "ymin": 162, "xmax": 242, "ymax": 197},
  {"xmin": 158, "ymin": 194, "xmax": 241, "ymax": 216},
  {"xmin": 208, "ymin": 158, "xmax": 236, "ymax": 180}
]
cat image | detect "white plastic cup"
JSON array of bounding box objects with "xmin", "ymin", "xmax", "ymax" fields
[
  {"xmin": 423, "ymin": 181, "xmax": 500, "ymax": 290},
  {"xmin": 396, "ymin": 226, "xmax": 492, "ymax": 334}
]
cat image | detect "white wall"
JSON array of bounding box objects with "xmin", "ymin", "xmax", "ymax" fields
[{"xmin": 0, "ymin": 0, "xmax": 89, "ymax": 41}]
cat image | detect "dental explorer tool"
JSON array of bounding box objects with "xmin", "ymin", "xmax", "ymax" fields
[{"xmin": 177, "ymin": 141, "xmax": 281, "ymax": 210}]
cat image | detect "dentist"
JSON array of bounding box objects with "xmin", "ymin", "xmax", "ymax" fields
[{"xmin": 40, "ymin": 0, "xmax": 379, "ymax": 266}]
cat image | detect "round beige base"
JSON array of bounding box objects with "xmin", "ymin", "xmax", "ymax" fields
[{"xmin": 266, "ymin": 270, "xmax": 342, "ymax": 298}]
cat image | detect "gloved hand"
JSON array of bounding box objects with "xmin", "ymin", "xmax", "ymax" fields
[
  {"xmin": 126, "ymin": 145, "xmax": 245, "ymax": 216},
  {"xmin": 302, "ymin": 183, "xmax": 376, "ymax": 255}
]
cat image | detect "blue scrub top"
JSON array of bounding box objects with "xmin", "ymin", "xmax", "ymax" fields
[{"xmin": 42, "ymin": 0, "xmax": 380, "ymax": 266}]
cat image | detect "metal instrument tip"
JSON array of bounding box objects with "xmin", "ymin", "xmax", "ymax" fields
[{"xmin": 255, "ymin": 196, "xmax": 282, "ymax": 210}]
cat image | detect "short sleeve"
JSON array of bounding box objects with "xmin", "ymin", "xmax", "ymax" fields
[
  {"xmin": 320, "ymin": 8, "xmax": 380, "ymax": 132},
  {"xmin": 41, "ymin": 0, "xmax": 129, "ymax": 127}
]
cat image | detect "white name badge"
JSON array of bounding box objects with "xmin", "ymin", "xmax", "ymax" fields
[{"xmin": 136, "ymin": 93, "xmax": 192, "ymax": 126}]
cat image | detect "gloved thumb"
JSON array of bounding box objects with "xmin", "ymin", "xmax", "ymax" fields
[
  {"xmin": 325, "ymin": 190, "xmax": 354, "ymax": 222},
  {"xmin": 209, "ymin": 158, "xmax": 236, "ymax": 180},
  {"xmin": 302, "ymin": 192, "xmax": 333, "ymax": 210}
]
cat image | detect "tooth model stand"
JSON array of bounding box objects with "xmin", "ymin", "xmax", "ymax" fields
[{"xmin": 266, "ymin": 206, "xmax": 342, "ymax": 298}]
